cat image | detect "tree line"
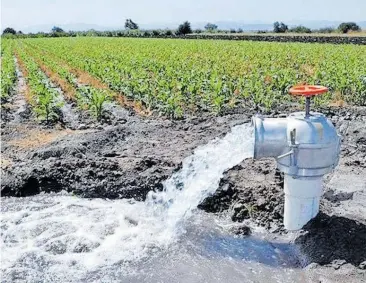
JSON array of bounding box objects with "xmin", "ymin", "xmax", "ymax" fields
[{"xmin": 2, "ymin": 20, "xmax": 363, "ymax": 38}]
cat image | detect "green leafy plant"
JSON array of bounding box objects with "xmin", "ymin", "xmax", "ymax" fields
[
  {"xmin": 34, "ymin": 87, "xmax": 63, "ymax": 123},
  {"xmin": 90, "ymin": 89, "xmax": 110, "ymax": 120},
  {"xmin": 80, "ymin": 86, "xmax": 110, "ymax": 120}
]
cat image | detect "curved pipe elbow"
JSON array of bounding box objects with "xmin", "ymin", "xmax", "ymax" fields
[{"xmin": 252, "ymin": 116, "xmax": 289, "ymax": 159}]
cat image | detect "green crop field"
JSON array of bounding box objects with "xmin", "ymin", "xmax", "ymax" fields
[{"xmin": 2, "ymin": 37, "xmax": 366, "ymax": 120}]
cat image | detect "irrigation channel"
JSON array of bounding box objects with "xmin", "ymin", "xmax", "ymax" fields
[{"xmin": 2, "ymin": 123, "xmax": 307, "ymax": 282}]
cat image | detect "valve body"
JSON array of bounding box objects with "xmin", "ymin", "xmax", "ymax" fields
[{"xmin": 252, "ymin": 112, "xmax": 341, "ymax": 230}]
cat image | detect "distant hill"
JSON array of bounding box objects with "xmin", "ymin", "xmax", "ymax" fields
[{"xmin": 359, "ymin": 21, "xmax": 366, "ymax": 28}]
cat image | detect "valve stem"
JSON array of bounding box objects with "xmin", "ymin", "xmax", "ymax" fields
[{"xmin": 305, "ymin": 97, "xmax": 311, "ymax": 118}]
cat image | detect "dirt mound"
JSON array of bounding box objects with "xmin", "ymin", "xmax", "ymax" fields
[
  {"xmin": 296, "ymin": 213, "xmax": 366, "ymax": 268},
  {"xmin": 198, "ymin": 159, "xmax": 285, "ymax": 232}
]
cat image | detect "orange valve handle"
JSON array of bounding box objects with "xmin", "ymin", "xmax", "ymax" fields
[
  {"xmin": 289, "ymin": 85, "xmax": 328, "ymax": 118},
  {"xmin": 289, "ymin": 85, "xmax": 328, "ymax": 97}
]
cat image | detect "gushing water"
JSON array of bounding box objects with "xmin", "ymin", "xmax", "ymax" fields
[{"xmin": 1, "ymin": 124, "xmax": 262, "ymax": 282}]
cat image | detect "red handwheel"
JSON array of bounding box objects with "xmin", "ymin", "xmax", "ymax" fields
[
  {"xmin": 289, "ymin": 85, "xmax": 328, "ymax": 118},
  {"xmin": 289, "ymin": 85, "xmax": 328, "ymax": 97}
]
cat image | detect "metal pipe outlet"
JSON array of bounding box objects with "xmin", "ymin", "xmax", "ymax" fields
[
  {"xmin": 252, "ymin": 117, "xmax": 288, "ymax": 159},
  {"xmin": 251, "ymin": 85, "xmax": 341, "ymax": 230}
]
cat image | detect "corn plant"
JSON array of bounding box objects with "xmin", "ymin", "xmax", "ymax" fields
[
  {"xmin": 34, "ymin": 85, "xmax": 63, "ymax": 123},
  {"xmin": 90, "ymin": 88, "xmax": 110, "ymax": 121},
  {"xmin": 79, "ymin": 86, "xmax": 111, "ymax": 121}
]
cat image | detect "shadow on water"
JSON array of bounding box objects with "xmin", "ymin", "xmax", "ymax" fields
[
  {"xmin": 204, "ymin": 212, "xmax": 366, "ymax": 269},
  {"xmin": 200, "ymin": 234, "xmax": 302, "ymax": 268},
  {"xmin": 191, "ymin": 212, "xmax": 366, "ymax": 270},
  {"xmin": 295, "ymin": 212, "xmax": 366, "ymax": 267}
]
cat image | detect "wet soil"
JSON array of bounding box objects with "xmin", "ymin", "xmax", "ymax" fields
[{"xmin": 1, "ymin": 97, "xmax": 366, "ymax": 280}]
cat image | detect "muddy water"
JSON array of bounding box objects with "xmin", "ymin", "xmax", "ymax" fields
[
  {"xmin": 42, "ymin": 69, "xmax": 80, "ymax": 128},
  {"xmin": 1, "ymin": 124, "xmax": 306, "ymax": 282},
  {"xmin": 10, "ymin": 58, "xmax": 27, "ymax": 123}
]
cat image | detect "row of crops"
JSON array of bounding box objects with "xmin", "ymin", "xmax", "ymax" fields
[
  {"xmin": 1, "ymin": 40, "xmax": 17, "ymax": 100},
  {"xmin": 1, "ymin": 37, "xmax": 366, "ymax": 120},
  {"xmin": 19, "ymin": 41, "xmax": 115, "ymax": 121},
  {"xmin": 2, "ymin": 40, "xmax": 116, "ymax": 122},
  {"xmin": 15, "ymin": 41, "xmax": 67, "ymax": 122}
]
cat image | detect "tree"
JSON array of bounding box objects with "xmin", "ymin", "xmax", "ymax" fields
[
  {"xmin": 164, "ymin": 29, "xmax": 173, "ymax": 36},
  {"xmin": 51, "ymin": 26, "xmax": 64, "ymax": 33},
  {"xmin": 86, "ymin": 29, "xmax": 98, "ymax": 37},
  {"xmin": 2, "ymin": 27, "xmax": 16, "ymax": 35},
  {"xmin": 17, "ymin": 30, "xmax": 23, "ymax": 34},
  {"xmin": 204, "ymin": 23, "xmax": 218, "ymax": 32},
  {"xmin": 176, "ymin": 21, "xmax": 192, "ymax": 35},
  {"xmin": 316, "ymin": 27, "xmax": 335, "ymax": 33},
  {"xmin": 125, "ymin": 19, "xmax": 139, "ymax": 30},
  {"xmin": 273, "ymin": 22, "xmax": 288, "ymax": 33},
  {"xmin": 338, "ymin": 22, "xmax": 361, "ymax": 33},
  {"xmin": 289, "ymin": 25, "xmax": 312, "ymax": 33}
]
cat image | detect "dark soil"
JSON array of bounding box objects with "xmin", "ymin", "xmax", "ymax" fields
[
  {"xmin": 198, "ymin": 159, "xmax": 284, "ymax": 233},
  {"xmin": 295, "ymin": 212, "xmax": 366, "ymax": 268}
]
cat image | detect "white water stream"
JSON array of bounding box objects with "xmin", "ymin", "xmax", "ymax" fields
[{"xmin": 1, "ymin": 124, "xmax": 304, "ymax": 282}]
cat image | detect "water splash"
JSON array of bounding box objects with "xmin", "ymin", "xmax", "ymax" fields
[
  {"xmin": 1, "ymin": 123, "xmax": 254, "ymax": 281},
  {"xmin": 146, "ymin": 123, "xmax": 254, "ymax": 233}
]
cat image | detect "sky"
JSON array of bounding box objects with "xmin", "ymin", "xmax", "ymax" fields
[{"xmin": 1, "ymin": 0, "xmax": 365, "ymax": 31}]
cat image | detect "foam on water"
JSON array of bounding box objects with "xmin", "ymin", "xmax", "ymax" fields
[{"xmin": 1, "ymin": 123, "xmax": 254, "ymax": 282}]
